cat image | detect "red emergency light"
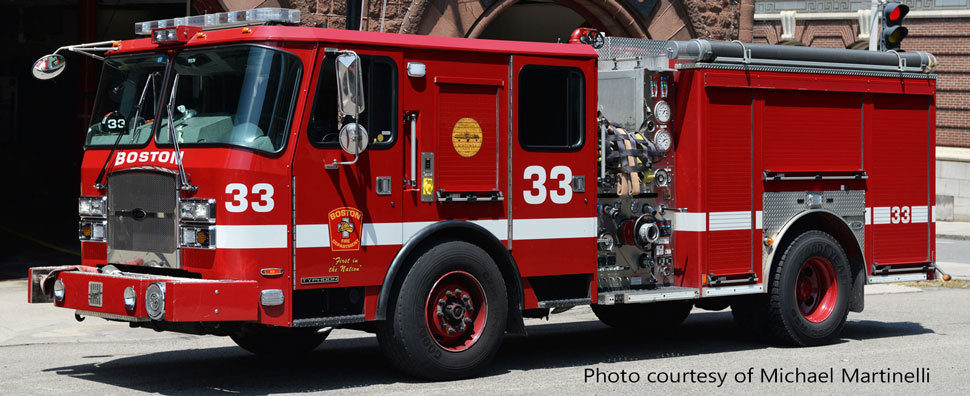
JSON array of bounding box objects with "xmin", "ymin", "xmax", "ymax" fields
[{"xmin": 151, "ymin": 25, "xmax": 203, "ymax": 45}]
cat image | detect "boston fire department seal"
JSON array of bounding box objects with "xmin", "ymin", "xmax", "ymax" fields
[
  {"xmin": 451, "ymin": 117, "xmax": 483, "ymax": 157},
  {"xmin": 328, "ymin": 207, "xmax": 363, "ymax": 251}
]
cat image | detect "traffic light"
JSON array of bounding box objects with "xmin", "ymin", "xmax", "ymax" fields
[{"xmin": 881, "ymin": 2, "xmax": 909, "ymax": 51}]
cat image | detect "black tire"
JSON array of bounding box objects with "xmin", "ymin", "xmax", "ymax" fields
[
  {"xmin": 591, "ymin": 300, "xmax": 693, "ymax": 331},
  {"xmin": 230, "ymin": 325, "xmax": 330, "ymax": 356},
  {"xmin": 766, "ymin": 230, "xmax": 851, "ymax": 346},
  {"xmin": 376, "ymin": 241, "xmax": 508, "ymax": 380}
]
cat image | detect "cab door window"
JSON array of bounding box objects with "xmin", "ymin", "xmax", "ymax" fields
[
  {"xmin": 518, "ymin": 65, "xmax": 585, "ymax": 151},
  {"xmin": 307, "ymin": 54, "xmax": 397, "ymax": 148}
]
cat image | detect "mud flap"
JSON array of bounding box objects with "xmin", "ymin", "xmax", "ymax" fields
[{"xmin": 849, "ymin": 265, "xmax": 865, "ymax": 313}]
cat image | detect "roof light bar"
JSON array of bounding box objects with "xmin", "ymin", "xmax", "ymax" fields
[
  {"xmin": 152, "ymin": 25, "xmax": 202, "ymax": 45},
  {"xmin": 135, "ymin": 8, "xmax": 300, "ymax": 36}
]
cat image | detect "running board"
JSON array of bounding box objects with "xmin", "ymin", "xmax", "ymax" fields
[
  {"xmin": 868, "ymin": 272, "xmax": 928, "ymax": 284},
  {"xmin": 536, "ymin": 298, "xmax": 592, "ymax": 309},
  {"xmin": 597, "ymin": 287, "xmax": 699, "ymax": 305},
  {"xmin": 293, "ymin": 314, "xmax": 366, "ymax": 327}
]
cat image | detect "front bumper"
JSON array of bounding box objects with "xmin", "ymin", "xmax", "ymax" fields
[{"xmin": 28, "ymin": 266, "xmax": 258, "ymax": 322}]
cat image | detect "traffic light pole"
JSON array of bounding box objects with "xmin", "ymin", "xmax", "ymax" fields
[{"xmin": 868, "ymin": 0, "xmax": 882, "ymax": 51}]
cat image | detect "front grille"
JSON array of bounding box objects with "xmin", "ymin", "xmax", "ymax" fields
[{"xmin": 107, "ymin": 170, "xmax": 177, "ymax": 266}]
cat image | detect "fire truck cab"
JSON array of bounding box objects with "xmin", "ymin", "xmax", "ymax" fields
[{"xmin": 29, "ymin": 8, "xmax": 938, "ymax": 380}]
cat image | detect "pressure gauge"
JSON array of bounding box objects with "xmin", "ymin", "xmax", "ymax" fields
[
  {"xmin": 653, "ymin": 129, "xmax": 672, "ymax": 152},
  {"xmin": 654, "ymin": 100, "xmax": 671, "ymax": 123}
]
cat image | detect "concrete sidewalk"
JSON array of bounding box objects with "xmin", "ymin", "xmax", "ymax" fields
[{"xmin": 937, "ymin": 221, "xmax": 970, "ymax": 240}]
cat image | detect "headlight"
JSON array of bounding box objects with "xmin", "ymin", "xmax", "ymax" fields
[
  {"xmin": 180, "ymin": 225, "xmax": 215, "ymax": 249},
  {"xmin": 180, "ymin": 199, "xmax": 216, "ymax": 223},
  {"xmin": 79, "ymin": 220, "xmax": 107, "ymax": 242},
  {"xmin": 53, "ymin": 279, "xmax": 65, "ymax": 301},
  {"xmin": 78, "ymin": 196, "xmax": 107, "ymax": 218},
  {"xmin": 123, "ymin": 286, "xmax": 137, "ymax": 311}
]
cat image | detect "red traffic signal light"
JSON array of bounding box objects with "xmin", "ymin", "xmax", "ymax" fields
[
  {"xmin": 881, "ymin": 2, "xmax": 909, "ymax": 51},
  {"xmin": 885, "ymin": 3, "xmax": 909, "ymax": 24}
]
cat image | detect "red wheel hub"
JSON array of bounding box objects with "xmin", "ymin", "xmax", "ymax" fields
[
  {"xmin": 795, "ymin": 257, "xmax": 838, "ymax": 323},
  {"xmin": 424, "ymin": 271, "xmax": 488, "ymax": 352}
]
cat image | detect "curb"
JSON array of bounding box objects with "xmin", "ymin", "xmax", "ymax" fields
[{"xmin": 938, "ymin": 234, "xmax": 970, "ymax": 241}]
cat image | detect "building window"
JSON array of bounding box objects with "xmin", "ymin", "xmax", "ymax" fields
[{"xmin": 518, "ymin": 65, "xmax": 585, "ymax": 150}]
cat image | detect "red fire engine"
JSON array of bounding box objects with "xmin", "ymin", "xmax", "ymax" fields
[{"xmin": 28, "ymin": 8, "xmax": 938, "ymax": 380}]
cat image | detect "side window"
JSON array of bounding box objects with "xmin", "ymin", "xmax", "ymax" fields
[
  {"xmin": 307, "ymin": 54, "xmax": 397, "ymax": 148},
  {"xmin": 518, "ymin": 65, "xmax": 585, "ymax": 150}
]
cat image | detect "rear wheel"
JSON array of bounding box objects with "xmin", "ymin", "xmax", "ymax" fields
[
  {"xmin": 230, "ymin": 325, "xmax": 330, "ymax": 356},
  {"xmin": 377, "ymin": 241, "xmax": 507, "ymax": 380},
  {"xmin": 766, "ymin": 230, "xmax": 851, "ymax": 346},
  {"xmin": 591, "ymin": 300, "xmax": 692, "ymax": 330}
]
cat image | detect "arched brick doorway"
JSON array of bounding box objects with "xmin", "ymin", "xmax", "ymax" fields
[
  {"xmin": 410, "ymin": 0, "xmax": 695, "ymax": 41},
  {"xmin": 208, "ymin": 0, "xmax": 699, "ymax": 41}
]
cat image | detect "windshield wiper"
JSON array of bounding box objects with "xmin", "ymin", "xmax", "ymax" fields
[
  {"xmin": 167, "ymin": 73, "xmax": 196, "ymax": 191},
  {"xmin": 128, "ymin": 72, "xmax": 156, "ymax": 144},
  {"xmin": 93, "ymin": 72, "xmax": 157, "ymax": 190}
]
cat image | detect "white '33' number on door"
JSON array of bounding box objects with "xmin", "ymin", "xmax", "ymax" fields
[
  {"xmin": 225, "ymin": 183, "xmax": 275, "ymax": 213},
  {"xmin": 523, "ymin": 165, "xmax": 572, "ymax": 204},
  {"xmin": 890, "ymin": 206, "xmax": 910, "ymax": 224}
]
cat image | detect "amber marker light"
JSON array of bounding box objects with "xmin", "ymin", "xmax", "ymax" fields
[
  {"xmin": 764, "ymin": 237, "xmax": 774, "ymax": 246},
  {"xmin": 260, "ymin": 268, "xmax": 284, "ymax": 277}
]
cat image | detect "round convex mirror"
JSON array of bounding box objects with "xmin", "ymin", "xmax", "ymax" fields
[
  {"xmin": 338, "ymin": 123, "xmax": 369, "ymax": 155},
  {"xmin": 32, "ymin": 54, "xmax": 67, "ymax": 80}
]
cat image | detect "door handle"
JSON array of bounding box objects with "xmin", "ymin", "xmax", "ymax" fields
[{"xmin": 405, "ymin": 111, "xmax": 418, "ymax": 188}]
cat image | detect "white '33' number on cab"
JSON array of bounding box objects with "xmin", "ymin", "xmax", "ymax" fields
[
  {"xmin": 225, "ymin": 183, "xmax": 275, "ymax": 213},
  {"xmin": 523, "ymin": 165, "xmax": 572, "ymax": 204}
]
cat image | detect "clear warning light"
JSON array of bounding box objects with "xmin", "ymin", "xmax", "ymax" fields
[{"xmin": 135, "ymin": 8, "xmax": 300, "ymax": 36}]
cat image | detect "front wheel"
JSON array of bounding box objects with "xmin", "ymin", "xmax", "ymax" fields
[
  {"xmin": 377, "ymin": 241, "xmax": 508, "ymax": 380},
  {"xmin": 767, "ymin": 230, "xmax": 851, "ymax": 346}
]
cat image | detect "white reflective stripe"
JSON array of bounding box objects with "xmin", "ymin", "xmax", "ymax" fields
[
  {"xmin": 215, "ymin": 225, "xmax": 288, "ymax": 249},
  {"xmin": 873, "ymin": 207, "xmax": 892, "ymax": 224},
  {"xmin": 708, "ymin": 211, "xmax": 752, "ymax": 231},
  {"xmin": 932, "ymin": 205, "xmax": 936, "ymax": 222},
  {"xmin": 672, "ymin": 212, "xmax": 706, "ymax": 232},
  {"xmin": 911, "ymin": 205, "xmax": 929, "ymax": 223},
  {"xmin": 362, "ymin": 223, "xmax": 403, "ymax": 246},
  {"xmin": 295, "ymin": 224, "xmax": 329, "ymax": 248},
  {"xmin": 512, "ymin": 217, "xmax": 596, "ymax": 240},
  {"xmin": 473, "ymin": 219, "xmax": 509, "ymax": 240},
  {"xmin": 295, "ymin": 218, "xmax": 593, "ymax": 249},
  {"xmin": 865, "ymin": 207, "xmax": 872, "ymax": 225},
  {"xmin": 755, "ymin": 211, "xmax": 763, "ymax": 230},
  {"xmin": 402, "ymin": 221, "xmax": 436, "ymax": 243}
]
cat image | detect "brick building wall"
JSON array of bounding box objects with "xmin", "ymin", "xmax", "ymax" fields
[{"xmin": 259, "ymin": 1, "xmax": 741, "ymax": 39}]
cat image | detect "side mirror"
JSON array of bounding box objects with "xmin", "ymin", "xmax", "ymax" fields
[
  {"xmin": 32, "ymin": 54, "xmax": 67, "ymax": 80},
  {"xmin": 335, "ymin": 53, "xmax": 365, "ymax": 116},
  {"xmin": 338, "ymin": 123, "xmax": 369, "ymax": 155}
]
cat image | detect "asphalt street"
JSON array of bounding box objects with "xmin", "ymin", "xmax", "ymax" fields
[{"xmin": 0, "ymin": 240, "xmax": 968, "ymax": 395}]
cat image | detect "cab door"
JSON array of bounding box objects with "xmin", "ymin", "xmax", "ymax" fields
[
  {"xmin": 292, "ymin": 47, "xmax": 404, "ymax": 299},
  {"xmin": 509, "ymin": 56, "xmax": 598, "ymax": 285}
]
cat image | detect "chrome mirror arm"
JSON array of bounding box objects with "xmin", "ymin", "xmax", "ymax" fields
[{"xmin": 166, "ymin": 74, "xmax": 196, "ymax": 191}]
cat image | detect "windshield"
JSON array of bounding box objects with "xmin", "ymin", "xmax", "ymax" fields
[
  {"xmin": 86, "ymin": 54, "xmax": 167, "ymax": 146},
  {"xmin": 156, "ymin": 45, "xmax": 302, "ymax": 153}
]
